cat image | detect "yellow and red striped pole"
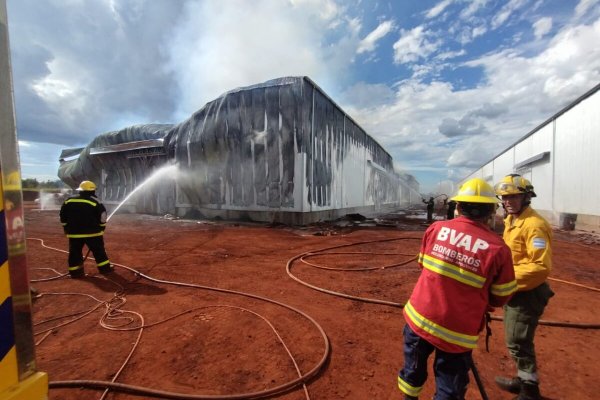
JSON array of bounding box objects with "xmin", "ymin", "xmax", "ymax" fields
[
  {"xmin": 0, "ymin": 178, "xmax": 19, "ymax": 392},
  {"xmin": 0, "ymin": 0, "xmax": 48, "ymax": 398}
]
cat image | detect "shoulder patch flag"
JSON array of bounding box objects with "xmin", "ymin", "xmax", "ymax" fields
[{"xmin": 532, "ymin": 238, "xmax": 546, "ymax": 249}]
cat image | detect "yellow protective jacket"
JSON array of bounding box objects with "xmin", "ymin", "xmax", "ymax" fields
[{"xmin": 503, "ymin": 206, "xmax": 552, "ymax": 291}]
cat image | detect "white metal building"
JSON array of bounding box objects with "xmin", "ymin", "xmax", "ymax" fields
[{"xmin": 461, "ymin": 83, "xmax": 600, "ymax": 231}]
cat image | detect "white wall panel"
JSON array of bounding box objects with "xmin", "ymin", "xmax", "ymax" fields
[
  {"xmin": 459, "ymin": 86, "xmax": 599, "ymax": 228},
  {"xmin": 529, "ymin": 159, "xmax": 553, "ymax": 211},
  {"xmin": 492, "ymin": 150, "xmax": 514, "ymax": 183},
  {"xmin": 515, "ymin": 124, "xmax": 553, "ymax": 211},
  {"xmin": 515, "ymin": 135, "xmax": 534, "ymax": 163},
  {"xmin": 515, "ymin": 124, "xmax": 552, "ymax": 164},
  {"xmin": 481, "ymin": 162, "xmax": 494, "ymax": 182},
  {"xmin": 554, "ymin": 92, "xmax": 600, "ymax": 214}
]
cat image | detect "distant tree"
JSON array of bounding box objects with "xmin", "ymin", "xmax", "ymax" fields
[
  {"xmin": 21, "ymin": 178, "xmax": 39, "ymax": 188},
  {"xmin": 20, "ymin": 178, "xmax": 65, "ymax": 189},
  {"xmin": 39, "ymin": 180, "xmax": 66, "ymax": 189}
]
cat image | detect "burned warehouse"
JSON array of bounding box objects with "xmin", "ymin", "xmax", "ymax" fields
[{"xmin": 58, "ymin": 76, "xmax": 420, "ymax": 224}]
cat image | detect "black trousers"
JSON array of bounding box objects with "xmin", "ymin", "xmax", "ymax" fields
[{"xmin": 68, "ymin": 236, "xmax": 109, "ymax": 270}]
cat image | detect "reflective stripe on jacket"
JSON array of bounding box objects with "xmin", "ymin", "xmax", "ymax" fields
[
  {"xmin": 503, "ymin": 206, "xmax": 552, "ymax": 291},
  {"xmin": 405, "ymin": 216, "xmax": 517, "ymax": 353}
]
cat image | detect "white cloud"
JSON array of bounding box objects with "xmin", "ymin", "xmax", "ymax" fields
[
  {"xmin": 438, "ymin": 102, "xmax": 507, "ymax": 137},
  {"xmin": 536, "ymin": 18, "xmax": 600, "ymax": 98},
  {"xmin": 166, "ymin": 0, "xmax": 347, "ymax": 119},
  {"xmin": 491, "ymin": 0, "xmax": 528, "ymax": 30},
  {"xmin": 17, "ymin": 141, "xmax": 65, "ymax": 181},
  {"xmin": 348, "ymin": 15, "xmax": 600, "ymax": 187},
  {"xmin": 393, "ymin": 26, "xmax": 441, "ymax": 64},
  {"xmin": 447, "ymin": 137, "xmax": 494, "ymax": 167},
  {"xmin": 460, "ymin": 18, "xmax": 600, "ymax": 105},
  {"xmin": 340, "ymin": 81, "xmax": 395, "ymax": 109},
  {"xmin": 533, "ymin": 17, "xmax": 553, "ymax": 39},
  {"xmin": 290, "ymin": 0, "xmax": 341, "ymax": 21},
  {"xmin": 8, "ymin": 0, "xmax": 184, "ymax": 144},
  {"xmin": 472, "ymin": 25, "xmax": 487, "ymax": 38},
  {"xmin": 425, "ymin": 0, "xmax": 455, "ymax": 19},
  {"xmin": 575, "ymin": 0, "xmax": 600, "ymax": 19},
  {"xmin": 357, "ymin": 20, "xmax": 394, "ymax": 54},
  {"xmin": 344, "ymin": 79, "xmax": 465, "ymax": 181},
  {"xmin": 460, "ymin": 0, "xmax": 490, "ymax": 20},
  {"xmin": 436, "ymin": 49, "xmax": 466, "ymax": 61}
]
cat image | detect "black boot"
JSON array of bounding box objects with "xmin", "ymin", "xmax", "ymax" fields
[
  {"xmin": 514, "ymin": 380, "xmax": 541, "ymax": 400},
  {"xmin": 495, "ymin": 376, "xmax": 522, "ymax": 394},
  {"xmin": 98, "ymin": 264, "xmax": 114, "ymax": 275},
  {"xmin": 69, "ymin": 268, "xmax": 85, "ymax": 278}
]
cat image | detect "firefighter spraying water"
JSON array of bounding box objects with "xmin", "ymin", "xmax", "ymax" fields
[{"xmin": 59, "ymin": 180, "xmax": 113, "ymax": 278}]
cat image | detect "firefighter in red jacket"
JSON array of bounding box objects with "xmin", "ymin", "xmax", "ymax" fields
[
  {"xmin": 60, "ymin": 180, "xmax": 113, "ymax": 278},
  {"xmin": 398, "ymin": 178, "xmax": 517, "ymax": 400}
]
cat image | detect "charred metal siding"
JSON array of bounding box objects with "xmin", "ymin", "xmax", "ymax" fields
[
  {"xmin": 59, "ymin": 124, "xmax": 175, "ymax": 215},
  {"xmin": 167, "ymin": 77, "xmax": 403, "ymax": 219}
]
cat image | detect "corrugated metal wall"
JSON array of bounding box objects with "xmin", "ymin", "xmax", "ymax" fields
[
  {"xmin": 59, "ymin": 124, "xmax": 175, "ymax": 215},
  {"xmin": 167, "ymin": 77, "xmax": 406, "ymax": 214}
]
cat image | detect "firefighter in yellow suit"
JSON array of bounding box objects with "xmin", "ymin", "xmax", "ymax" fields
[{"xmin": 494, "ymin": 174, "xmax": 554, "ymax": 400}]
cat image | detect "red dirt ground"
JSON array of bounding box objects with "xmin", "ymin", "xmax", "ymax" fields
[{"xmin": 22, "ymin": 205, "xmax": 600, "ymax": 400}]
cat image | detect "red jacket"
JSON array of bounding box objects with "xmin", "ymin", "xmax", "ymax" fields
[{"xmin": 404, "ymin": 216, "xmax": 516, "ymax": 353}]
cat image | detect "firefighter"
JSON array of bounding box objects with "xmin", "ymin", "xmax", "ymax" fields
[
  {"xmin": 398, "ymin": 178, "xmax": 517, "ymax": 400},
  {"xmin": 493, "ymin": 174, "xmax": 554, "ymax": 400},
  {"xmin": 59, "ymin": 180, "xmax": 113, "ymax": 278},
  {"xmin": 422, "ymin": 196, "xmax": 435, "ymax": 222},
  {"xmin": 444, "ymin": 199, "xmax": 457, "ymax": 220}
]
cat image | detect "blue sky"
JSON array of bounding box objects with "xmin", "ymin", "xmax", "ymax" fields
[{"xmin": 6, "ymin": 0, "xmax": 600, "ymax": 193}]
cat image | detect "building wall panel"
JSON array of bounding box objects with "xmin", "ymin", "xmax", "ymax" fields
[
  {"xmin": 554, "ymin": 92, "xmax": 600, "ymax": 214},
  {"xmin": 457, "ymin": 85, "xmax": 600, "ymax": 230}
]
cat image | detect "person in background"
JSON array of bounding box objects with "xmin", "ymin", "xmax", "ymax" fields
[
  {"xmin": 60, "ymin": 180, "xmax": 113, "ymax": 278},
  {"xmin": 493, "ymin": 174, "xmax": 554, "ymax": 400},
  {"xmin": 445, "ymin": 199, "xmax": 457, "ymax": 220},
  {"xmin": 398, "ymin": 178, "xmax": 517, "ymax": 400},
  {"xmin": 423, "ymin": 196, "xmax": 435, "ymax": 222}
]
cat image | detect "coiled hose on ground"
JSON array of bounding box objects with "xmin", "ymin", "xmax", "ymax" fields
[
  {"xmin": 30, "ymin": 238, "xmax": 330, "ymax": 400},
  {"xmin": 286, "ymin": 237, "xmax": 600, "ymax": 329},
  {"xmin": 33, "ymin": 233, "xmax": 600, "ymax": 400}
]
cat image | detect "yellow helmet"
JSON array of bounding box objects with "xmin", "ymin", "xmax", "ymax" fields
[
  {"xmin": 494, "ymin": 174, "xmax": 536, "ymax": 197},
  {"xmin": 77, "ymin": 180, "xmax": 97, "ymax": 191},
  {"xmin": 451, "ymin": 178, "xmax": 499, "ymax": 204}
]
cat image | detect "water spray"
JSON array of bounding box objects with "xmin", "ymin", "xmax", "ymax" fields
[
  {"xmin": 38, "ymin": 189, "xmax": 70, "ymax": 210},
  {"xmin": 81, "ymin": 163, "xmax": 180, "ymax": 267},
  {"xmin": 107, "ymin": 163, "xmax": 179, "ymax": 221}
]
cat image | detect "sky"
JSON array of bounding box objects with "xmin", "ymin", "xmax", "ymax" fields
[{"xmin": 6, "ymin": 0, "xmax": 600, "ymax": 194}]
